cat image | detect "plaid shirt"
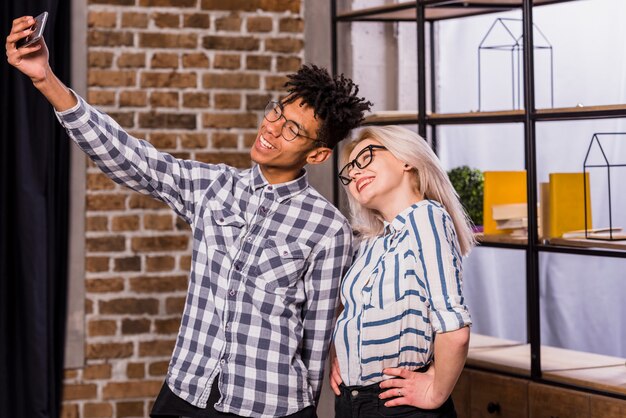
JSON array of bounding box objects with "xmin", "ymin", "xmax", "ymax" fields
[{"xmin": 56, "ymin": 94, "xmax": 353, "ymax": 417}]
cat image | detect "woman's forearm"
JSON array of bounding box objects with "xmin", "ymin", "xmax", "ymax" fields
[{"xmin": 432, "ymin": 326, "xmax": 470, "ymax": 403}]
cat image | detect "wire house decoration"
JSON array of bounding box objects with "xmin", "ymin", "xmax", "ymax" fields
[
  {"xmin": 478, "ymin": 18, "xmax": 554, "ymax": 111},
  {"xmin": 583, "ymin": 133, "xmax": 626, "ymax": 241}
]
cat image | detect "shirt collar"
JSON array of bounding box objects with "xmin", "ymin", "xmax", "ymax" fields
[
  {"xmin": 250, "ymin": 164, "xmax": 309, "ymax": 202},
  {"xmin": 383, "ymin": 200, "xmax": 433, "ymax": 234}
]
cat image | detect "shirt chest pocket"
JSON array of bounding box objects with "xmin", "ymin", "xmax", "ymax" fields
[
  {"xmin": 253, "ymin": 238, "xmax": 312, "ymax": 293},
  {"xmin": 205, "ymin": 204, "xmax": 246, "ymax": 250}
]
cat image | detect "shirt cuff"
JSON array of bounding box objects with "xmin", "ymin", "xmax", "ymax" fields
[{"xmin": 54, "ymin": 89, "xmax": 90, "ymax": 129}]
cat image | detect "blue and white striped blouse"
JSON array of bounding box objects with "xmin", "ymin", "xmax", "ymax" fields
[{"xmin": 333, "ymin": 200, "xmax": 471, "ymax": 385}]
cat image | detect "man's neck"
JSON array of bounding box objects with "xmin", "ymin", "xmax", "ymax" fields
[{"xmin": 259, "ymin": 165, "xmax": 304, "ymax": 185}]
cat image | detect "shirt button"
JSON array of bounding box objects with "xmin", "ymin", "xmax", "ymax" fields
[
  {"xmin": 351, "ymin": 390, "xmax": 359, "ymax": 398},
  {"xmin": 260, "ymin": 206, "xmax": 267, "ymax": 214},
  {"xmin": 282, "ymin": 250, "xmax": 289, "ymax": 257},
  {"xmin": 220, "ymin": 359, "xmax": 226, "ymax": 365},
  {"xmin": 234, "ymin": 262, "xmax": 242, "ymax": 271},
  {"xmin": 219, "ymin": 218, "xmax": 224, "ymax": 223},
  {"xmin": 247, "ymin": 236, "xmax": 253, "ymax": 242},
  {"xmin": 267, "ymin": 185, "xmax": 273, "ymax": 191},
  {"xmin": 225, "ymin": 323, "xmax": 230, "ymax": 330},
  {"xmin": 229, "ymin": 289, "xmax": 236, "ymax": 297}
]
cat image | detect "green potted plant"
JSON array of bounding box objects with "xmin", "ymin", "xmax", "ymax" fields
[{"xmin": 447, "ymin": 166, "xmax": 484, "ymax": 231}]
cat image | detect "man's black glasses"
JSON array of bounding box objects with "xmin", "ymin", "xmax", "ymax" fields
[
  {"xmin": 264, "ymin": 101, "xmax": 319, "ymax": 143},
  {"xmin": 338, "ymin": 145, "xmax": 387, "ymax": 185}
]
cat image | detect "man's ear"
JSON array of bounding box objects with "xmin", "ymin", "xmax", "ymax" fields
[{"xmin": 306, "ymin": 147, "xmax": 333, "ymax": 165}]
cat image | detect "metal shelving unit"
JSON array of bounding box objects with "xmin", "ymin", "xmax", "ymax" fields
[{"xmin": 331, "ymin": 0, "xmax": 626, "ymax": 401}]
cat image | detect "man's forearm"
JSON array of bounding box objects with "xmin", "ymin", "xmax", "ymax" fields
[
  {"xmin": 432, "ymin": 326, "xmax": 470, "ymax": 403},
  {"xmin": 33, "ymin": 68, "xmax": 77, "ymax": 112}
]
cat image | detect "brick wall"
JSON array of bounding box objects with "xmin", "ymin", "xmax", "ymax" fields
[{"xmin": 62, "ymin": 1, "xmax": 304, "ymax": 416}]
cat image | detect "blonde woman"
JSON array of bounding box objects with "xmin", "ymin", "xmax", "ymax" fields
[{"xmin": 330, "ymin": 126, "xmax": 474, "ymax": 418}]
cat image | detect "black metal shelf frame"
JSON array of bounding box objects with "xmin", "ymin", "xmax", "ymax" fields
[{"xmin": 330, "ymin": 0, "xmax": 626, "ymax": 400}]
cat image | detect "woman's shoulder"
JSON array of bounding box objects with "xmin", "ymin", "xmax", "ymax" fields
[{"xmin": 407, "ymin": 199, "xmax": 451, "ymax": 221}]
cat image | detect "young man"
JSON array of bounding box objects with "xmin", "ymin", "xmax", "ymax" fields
[{"xmin": 7, "ymin": 16, "xmax": 372, "ymax": 418}]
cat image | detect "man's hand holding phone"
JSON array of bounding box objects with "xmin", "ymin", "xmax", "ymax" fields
[{"xmin": 5, "ymin": 14, "xmax": 50, "ymax": 84}]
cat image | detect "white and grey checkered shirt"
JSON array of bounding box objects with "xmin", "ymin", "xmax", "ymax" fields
[{"xmin": 56, "ymin": 94, "xmax": 354, "ymax": 417}]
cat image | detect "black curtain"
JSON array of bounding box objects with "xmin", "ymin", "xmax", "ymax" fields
[{"xmin": 0, "ymin": 0, "xmax": 71, "ymax": 417}]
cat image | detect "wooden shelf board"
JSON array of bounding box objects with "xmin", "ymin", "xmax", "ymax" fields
[
  {"xmin": 549, "ymin": 237, "xmax": 626, "ymax": 252},
  {"xmin": 544, "ymin": 365, "xmax": 626, "ymax": 397},
  {"xmin": 467, "ymin": 344, "xmax": 626, "ymax": 381},
  {"xmin": 469, "ymin": 332, "xmax": 525, "ymax": 350},
  {"xmin": 337, "ymin": 0, "xmax": 582, "ymax": 22},
  {"xmin": 363, "ymin": 111, "xmax": 418, "ymax": 124},
  {"xmin": 476, "ymin": 233, "xmax": 528, "ymax": 245},
  {"xmin": 536, "ymin": 103, "xmax": 626, "ymax": 115}
]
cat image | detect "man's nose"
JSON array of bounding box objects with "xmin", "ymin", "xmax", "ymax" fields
[{"xmin": 265, "ymin": 116, "xmax": 284, "ymax": 137}]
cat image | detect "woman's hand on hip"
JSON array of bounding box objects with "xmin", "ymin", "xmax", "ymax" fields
[{"xmin": 378, "ymin": 365, "xmax": 446, "ymax": 410}]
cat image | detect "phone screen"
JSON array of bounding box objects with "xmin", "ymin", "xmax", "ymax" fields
[{"xmin": 16, "ymin": 11, "xmax": 48, "ymax": 49}]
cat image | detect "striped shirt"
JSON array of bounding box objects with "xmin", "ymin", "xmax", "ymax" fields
[
  {"xmin": 333, "ymin": 200, "xmax": 471, "ymax": 386},
  {"xmin": 55, "ymin": 94, "xmax": 354, "ymax": 417}
]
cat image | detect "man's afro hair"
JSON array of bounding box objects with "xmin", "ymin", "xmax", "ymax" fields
[{"xmin": 283, "ymin": 64, "xmax": 372, "ymax": 149}]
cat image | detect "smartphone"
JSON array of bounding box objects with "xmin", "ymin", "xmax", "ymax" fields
[{"xmin": 16, "ymin": 11, "xmax": 48, "ymax": 49}]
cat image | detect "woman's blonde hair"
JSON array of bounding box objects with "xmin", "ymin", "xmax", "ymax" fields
[{"xmin": 341, "ymin": 125, "xmax": 476, "ymax": 256}]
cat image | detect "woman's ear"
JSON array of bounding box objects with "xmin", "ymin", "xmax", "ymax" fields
[{"xmin": 403, "ymin": 163, "xmax": 413, "ymax": 171}]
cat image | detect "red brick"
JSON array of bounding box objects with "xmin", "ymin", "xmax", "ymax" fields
[
  {"xmin": 144, "ymin": 214, "xmax": 173, "ymax": 230},
  {"xmin": 152, "ymin": 12, "xmax": 179, "ymax": 28},
  {"xmin": 138, "ymin": 112, "xmax": 196, "ymax": 129},
  {"xmin": 277, "ymin": 56, "xmax": 302, "ymax": 72},
  {"xmin": 247, "ymin": 16, "xmax": 273, "ymax": 33},
  {"xmin": 212, "ymin": 132, "xmax": 238, "ymax": 148},
  {"xmin": 121, "ymin": 12, "xmax": 149, "ymax": 28},
  {"xmin": 184, "ymin": 13, "xmax": 210, "ymax": 28},
  {"xmin": 99, "ymin": 298, "xmax": 159, "ymax": 315},
  {"xmin": 86, "ymin": 236, "xmax": 126, "ymax": 252},
  {"xmin": 151, "ymin": 53, "xmax": 179, "ymax": 69},
  {"xmin": 117, "ymin": 53, "xmax": 146, "ymax": 68},
  {"xmin": 128, "ymin": 195, "xmax": 169, "ymax": 210},
  {"xmin": 116, "ymin": 401, "xmax": 144, "ymax": 417},
  {"xmin": 131, "ymin": 236, "xmax": 189, "ymax": 252},
  {"xmin": 63, "ymin": 384, "xmax": 98, "ymax": 400},
  {"xmin": 83, "ymin": 364, "xmax": 113, "ymax": 380},
  {"xmin": 86, "ymin": 256, "xmax": 110, "ymax": 273},
  {"xmin": 89, "ymin": 51, "xmax": 114, "ymax": 68},
  {"xmin": 265, "ymin": 38, "xmax": 303, "ymax": 53},
  {"xmin": 180, "ymin": 133, "xmax": 208, "ymax": 149},
  {"xmin": 102, "ymin": 381, "xmax": 162, "ymax": 400},
  {"xmin": 86, "ymin": 278, "xmax": 125, "ymax": 293},
  {"xmin": 65, "ymin": 369, "xmax": 79, "ymax": 379},
  {"xmin": 89, "ymin": 320, "xmax": 117, "ymax": 337},
  {"xmin": 129, "ymin": 275, "xmax": 188, "ymax": 293},
  {"xmin": 88, "ymin": 71, "xmax": 136, "ymax": 88},
  {"xmin": 86, "ymin": 342, "xmax": 134, "ymax": 360},
  {"xmin": 139, "ymin": 33, "xmax": 197, "ymax": 49},
  {"xmin": 214, "ymin": 93, "xmax": 241, "ymax": 109},
  {"xmin": 88, "ymin": 11, "xmax": 117, "ymax": 28},
  {"xmin": 246, "ymin": 93, "xmax": 272, "ymax": 110},
  {"xmin": 203, "ymin": 73, "xmax": 259, "ymax": 89},
  {"xmin": 149, "ymin": 92, "xmax": 179, "ymax": 108},
  {"xmin": 112, "ymin": 215, "xmax": 140, "ymax": 231},
  {"xmin": 155, "ymin": 318, "xmax": 181, "ymax": 334},
  {"xmin": 139, "ymin": 0, "xmax": 196, "ymax": 6},
  {"xmin": 86, "ymin": 298, "xmax": 94, "ymax": 314},
  {"xmin": 148, "ymin": 361, "xmax": 169, "ymax": 376},
  {"xmin": 60, "ymin": 403, "xmax": 78, "ymax": 418},
  {"xmin": 87, "ymin": 194, "xmax": 126, "ymax": 211},
  {"xmin": 139, "ymin": 339, "xmax": 176, "ymax": 356},
  {"xmin": 90, "ymin": 0, "xmax": 134, "ymax": 5},
  {"xmin": 213, "ymin": 54, "xmax": 240, "ymax": 69},
  {"xmin": 122, "ymin": 318, "xmax": 151, "ymax": 335},
  {"xmin": 196, "ymin": 152, "xmax": 252, "ymax": 168},
  {"xmin": 84, "ymin": 402, "xmax": 113, "ymax": 418},
  {"xmin": 244, "ymin": 132, "xmax": 258, "ymax": 147},
  {"xmin": 246, "ymin": 55, "xmax": 272, "ymax": 70},
  {"xmin": 88, "ymin": 90, "xmax": 116, "ymax": 106},
  {"xmin": 265, "ymin": 75, "xmax": 289, "ymax": 90},
  {"xmin": 88, "ymin": 31, "xmax": 134, "ymax": 47},
  {"xmin": 279, "ymin": 17, "xmax": 303, "ymax": 33},
  {"xmin": 120, "ymin": 90, "xmax": 148, "ymax": 107},
  {"xmin": 215, "ymin": 14, "xmax": 242, "ymax": 32},
  {"xmin": 126, "ymin": 362, "xmax": 145, "ymax": 379},
  {"xmin": 114, "ymin": 256, "xmax": 141, "ymax": 272},
  {"xmin": 149, "ymin": 133, "xmax": 178, "ymax": 148},
  {"xmin": 105, "ymin": 112, "xmax": 135, "ymax": 128},
  {"xmin": 202, "ymin": 112, "xmax": 257, "ymax": 129},
  {"xmin": 141, "ymin": 72, "xmax": 197, "ymax": 88},
  {"xmin": 203, "ymin": 35, "xmax": 259, "ymax": 51},
  {"xmin": 175, "ymin": 217, "xmax": 190, "ymax": 231},
  {"xmin": 182, "ymin": 92, "xmax": 210, "ymax": 108},
  {"xmin": 165, "ymin": 297, "xmax": 185, "ymax": 314},
  {"xmin": 182, "ymin": 53, "xmax": 209, "ymax": 68},
  {"xmin": 201, "ymin": 0, "xmax": 300, "ymax": 13}
]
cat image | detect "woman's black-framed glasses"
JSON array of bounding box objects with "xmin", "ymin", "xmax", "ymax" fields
[
  {"xmin": 338, "ymin": 145, "xmax": 387, "ymax": 185},
  {"xmin": 264, "ymin": 101, "xmax": 319, "ymax": 143}
]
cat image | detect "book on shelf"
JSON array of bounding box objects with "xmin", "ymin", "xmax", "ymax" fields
[
  {"xmin": 548, "ymin": 172, "xmax": 592, "ymax": 238},
  {"xmin": 492, "ymin": 203, "xmax": 527, "ymax": 221},
  {"xmin": 483, "ymin": 171, "xmax": 527, "ymax": 235},
  {"xmin": 496, "ymin": 217, "xmax": 528, "ymax": 229},
  {"xmin": 539, "ymin": 182, "xmax": 550, "ymax": 239}
]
